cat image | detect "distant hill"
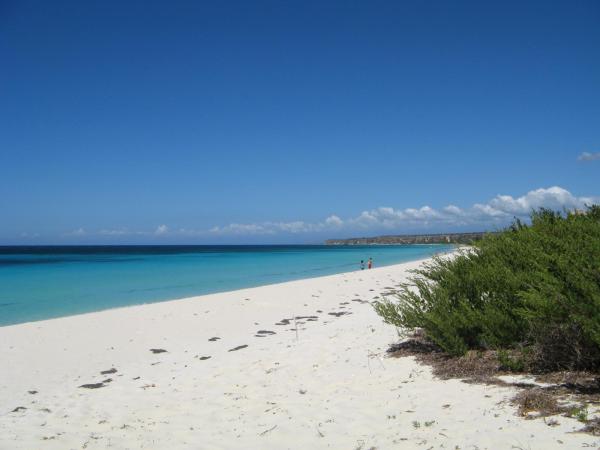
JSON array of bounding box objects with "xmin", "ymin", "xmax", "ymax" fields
[{"xmin": 325, "ymin": 231, "xmax": 490, "ymax": 245}]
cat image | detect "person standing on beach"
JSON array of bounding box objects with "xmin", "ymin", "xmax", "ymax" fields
[
  {"xmin": 360, "ymin": 260, "xmax": 365, "ymax": 270},
  {"xmin": 368, "ymin": 257, "xmax": 373, "ymax": 269}
]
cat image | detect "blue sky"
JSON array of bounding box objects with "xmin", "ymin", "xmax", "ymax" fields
[{"xmin": 1, "ymin": 0, "xmax": 599, "ymax": 244}]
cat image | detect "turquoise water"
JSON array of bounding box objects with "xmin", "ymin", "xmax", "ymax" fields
[{"xmin": 0, "ymin": 245, "xmax": 453, "ymax": 326}]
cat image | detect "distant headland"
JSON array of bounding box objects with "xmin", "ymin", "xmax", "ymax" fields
[{"xmin": 325, "ymin": 231, "xmax": 490, "ymax": 245}]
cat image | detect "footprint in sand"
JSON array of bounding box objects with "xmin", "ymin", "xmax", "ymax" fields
[
  {"xmin": 228, "ymin": 345, "xmax": 248, "ymax": 352},
  {"xmin": 79, "ymin": 383, "xmax": 106, "ymax": 389},
  {"xmin": 351, "ymin": 299, "xmax": 368, "ymax": 304},
  {"xmin": 328, "ymin": 311, "xmax": 352, "ymax": 317},
  {"xmin": 255, "ymin": 330, "xmax": 276, "ymax": 337},
  {"xmin": 296, "ymin": 315, "xmax": 318, "ymax": 321}
]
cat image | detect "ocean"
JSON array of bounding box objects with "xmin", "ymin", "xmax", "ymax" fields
[{"xmin": 0, "ymin": 244, "xmax": 453, "ymax": 326}]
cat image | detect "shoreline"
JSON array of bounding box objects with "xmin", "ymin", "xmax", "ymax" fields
[
  {"xmin": 0, "ymin": 253, "xmax": 449, "ymax": 329},
  {"xmin": 1, "ymin": 256, "xmax": 596, "ymax": 449}
]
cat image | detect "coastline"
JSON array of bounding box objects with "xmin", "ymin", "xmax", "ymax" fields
[
  {"xmin": 1, "ymin": 257, "xmax": 596, "ymax": 449},
  {"xmin": 0, "ymin": 244, "xmax": 454, "ymax": 328},
  {"xmin": 0, "ymin": 255, "xmax": 430, "ymax": 330}
]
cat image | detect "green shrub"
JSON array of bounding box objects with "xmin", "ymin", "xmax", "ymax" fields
[
  {"xmin": 374, "ymin": 206, "xmax": 600, "ymax": 371},
  {"xmin": 567, "ymin": 405, "xmax": 589, "ymax": 423},
  {"xmin": 497, "ymin": 349, "xmax": 526, "ymax": 372}
]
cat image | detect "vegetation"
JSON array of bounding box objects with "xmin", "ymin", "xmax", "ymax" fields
[{"xmin": 374, "ymin": 206, "xmax": 600, "ymax": 372}]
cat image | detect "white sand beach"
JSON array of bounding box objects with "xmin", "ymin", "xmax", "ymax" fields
[{"xmin": 0, "ymin": 257, "xmax": 597, "ymax": 449}]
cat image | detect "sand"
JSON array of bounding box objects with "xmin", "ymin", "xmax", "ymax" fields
[{"xmin": 1, "ymin": 257, "xmax": 598, "ymax": 449}]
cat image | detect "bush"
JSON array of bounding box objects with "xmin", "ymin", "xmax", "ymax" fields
[
  {"xmin": 374, "ymin": 206, "xmax": 600, "ymax": 371},
  {"xmin": 497, "ymin": 349, "xmax": 526, "ymax": 372}
]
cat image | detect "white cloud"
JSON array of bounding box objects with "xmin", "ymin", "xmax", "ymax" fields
[
  {"xmin": 205, "ymin": 186, "xmax": 599, "ymax": 236},
  {"xmin": 488, "ymin": 186, "xmax": 584, "ymax": 214},
  {"xmin": 443, "ymin": 205, "xmax": 463, "ymax": 215},
  {"xmin": 100, "ymin": 228, "xmax": 132, "ymax": 236},
  {"xmin": 60, "ymin": 186, "xmax": 599, "ymax": 238},
  {"xmin": 65, "ymin": 227, "xmax": 86, "ymax": 237},
  {"xmin": 577, "ymin": 152, "xmax": 600, "ymax": 162},
  {"xmin": 210, "ymin": 223, "xmax": 272, "ymax": 235},
  {"xmin": 97, "ymin": 225, "xmax": 172, "ymax": 237},
  {"xmin": 472, "ymin": 203, "xmax": 506, "ymax": 218},
  {"xmin": 325, "ymin": 215, "xmax": 343, "ymax": 227},
  {"xmin": 155, "ymin": 224, "xmax": 169, "ymax": 235}
]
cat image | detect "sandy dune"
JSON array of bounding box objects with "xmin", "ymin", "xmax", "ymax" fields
[{"xmin": 1, "ymin": 258, "xmax": 597, "ymax": 449}]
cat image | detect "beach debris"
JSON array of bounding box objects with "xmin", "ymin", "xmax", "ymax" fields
[
  {"xmin": 11, "ymin": 406, "xmax": 27, "ymax": 413},
  {"xmin": 28, "ymin": 390, "xmax": 38, "ymax": 394},
  {"xmin": 150, "ymin": 348, "xmax": 167, "ymax": 354},
  {"xmin": 228, "ymin": 345, "xmax": 248, "ymax": 352},
  {"xmin": 79, "ymin": 383, "xmax": 106, "ymax": 389},
  {"xmin": 208, "ymin": 337, "xmax": 221, "ymax": 341},
  {"xmin": 259, "ymin": 425, "xmax": 277, "ymax": 436},
  {"xmin": 327, "ymin": 311, "xmax": 352, "ymax": 317},
  {"xmin": 100, "ymin": 368, "xmax": 117, "ymax": 375},
  {"xmin": 387, "ymin": 339, "xmax": 440, "ymax": 355}
]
